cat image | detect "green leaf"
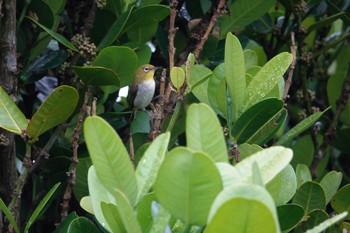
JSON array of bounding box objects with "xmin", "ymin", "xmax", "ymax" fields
[
  {"xmin": 244, "ymin": 49, "xmax": 258, "ymax": 70},
  {"xmin": 276, "ymin": 108, "xmax": 329, "ymax": 146},
  {"xmin": 130, "ymin": 111, "xmax": 151, "ymax": 134},
  {"xmin": 232, "ymin": 98, "xmax": 284, "ymax": 144},
  {"xmin": 137, "ymin": 193, "xmax": 154, "ymax": 232},
  {"xmin": 73, "ymin": 158, "xmax": 92, "ymax": 201},
  {"xmin": 98, "ymin": 6, "xmax": 133, "ymax": 50},
  {"xmin": 84, "ymin": 116, "xmax": 137, "ymax": 205},
  {"xmin": 0, "ymin": 86, "xmax": 28, "ymax": 134},
  {"xmin": 303, "ymin": 210, "xmax": 329, "ymax": 231},
  {"xmin": 205, "ymin": 184, "xmax": 280, "ymax": 233},
  {"xmin": 79, "ymin": 196, "xmax": 93, "ymax": 214},
  {"xmin": 101, "ymin": 202, "xmax": 126, "ymax": 233},
  {"xmin": 331, "ymin": 184, "xmax": 350, "ymax": 219},
  {"xmin": 186, "ymin": 103, "xmax": 228, "ymax": 162},
  {"xmin": 215, "ymin": 162, "xmax": 237, "ymax": 189},
  {"xmin": 27, "ymin": 85, "xmax": 79, "ymax": 143},
  {"xmin": 266, "ymin": 164, "xmax": 297, "ymax": 206},
  {"xmin": 24, "ymin": 182, "xmax": 61, "ymax": 233},
  {"xmin": 305, "ymin": 212, "xmax": 348, "ymax": 233},
  {"xmin": 26, "ymin": 17, "xmax": 78, "ymax": 51},
  {"xmin": 291, "ymin": 135, "xmax": 314, "ymax": 167},
  {"xmin": 53, "ymin": 212, "xmax": 79, "ymax": 233},
  {"xmin": 219, "ymin": 0, "xmax": 276, "ymax": 38},
  {"xmin": 293, "ymin": 181, "xmax": 326, "ymax": 214},
  {"xmin": 208, "ymin": 63, "xmax": 227, "ymax": 118},
  {"xmin": 225, "ymin": 33, "xmax": 245, "ymax": 121},
  {"xmin": 67, "ymin": 217, "xmax": 101, "ymax": 233},
  {"xmin": 149, "ymin": 204, "xmax": 172, "ymax": 233},
  {"xmin": 296, "ymin": 164, "xmax": 312, "ymax": 189},
  {"xmin": 102, "ymin": 189, "xmax": 142, "ymax": 233},
  {"xmin": 241, "ymin": 52, "xmax": 292, "ymax": 113},
  {"xmin": 231, "ymin": 146, "xmax": 293, "ymax": 185},
  {"xmin": 123, "ymin": 41, "xmax": 152, "ymax": 67},
  {"xmin": 154, "ymin": 147, "xmax": 223, "ymax": 226},
  {"xmin": 277, "ymin": 204, "xmax": 304, "ymax": 232},
  {"xmin": 320, "ymin": 171, "xmax": 342, "ymax": 205},
  {"xmin": 170, "ymin": 67, "xmax": 185, "ymax": 90},
  {"xmin": 0, "ymin": 198, "xmax": 20, "ymax": 233},
  {"xmin": 188, "ymin": 64, "xmax": 212, "ymax": 105},
  {"xmin": 73, "ymin": 66, "xmax": 120, "ymax": 86},
  {"xmin": 127, "ymin": 22, "xmax": 159, "ymax": 43},
  {"xmin": 135, "ymin": 132, "xmax": 170, "ymax": 203},
  {"xmin": 238, "ymin": 143, "xmax": 263, "ymax": 161}
]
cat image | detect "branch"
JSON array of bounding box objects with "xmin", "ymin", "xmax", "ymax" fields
[
  {"xmin": 168, "ymin": 0, "xmax": 178, "ymax": 70},
  {"xmin": 283, "ymin": 32, "xmax": 297, "ymax": 101},
  {"xmin": 60, "ymin": 91, "xmax": 90, "ymax": 222}
]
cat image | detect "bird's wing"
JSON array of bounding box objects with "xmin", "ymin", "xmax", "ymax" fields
[{"xmin": 127, "ymin": 82, "xmax": 138, "ymax": 107}]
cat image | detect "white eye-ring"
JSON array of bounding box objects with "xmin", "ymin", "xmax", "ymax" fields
[{"xmin": 144, "ymin": 67, "xmax": 150, "ymax": 72}]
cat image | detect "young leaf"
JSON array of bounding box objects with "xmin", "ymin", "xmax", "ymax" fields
[
  {"xmin": 84, "ymin": 116, "xmax": 137, "ymax": 205},
  {"xmin": 0, "ymin": 86, "xmax": 28, "ymax": 134},
  {"xmin": 241, "ymin": 52, "xmax": 293, "ymax": 114},
  {"xmin": 26, "ymin": 17, "xmax": 78, "ymax": 51},
  {"xmin": 27, "ymin": 85, "xmax": 79, "ymax": 143},
  {"xmin": 24, "ymin": 182, "xmax": 61, "ymax": 233},
  {"xmin": 170, "ymin": 67, "xmax": 185, "ymax": 90},
  {"xmin": 135, "ymin": 132, "xmax": 170, "ymax": 203},
  {"xmin": 0, "ymin": 198, "xmax": 20, "ymax": 233},
  {"xmin": 67, "ymin": 217, "xmax": 101, "ymax": 233},
  {"xmin": 225, "ymin": 33, "xmax": 245, "ymax": 121},
  {"xmin": 186, "ymin": 103, "xmax": 228, "ymax": 162},
  {"xmin": 208, "ymin": 63, "xmax": 227, "ymax": 118}
]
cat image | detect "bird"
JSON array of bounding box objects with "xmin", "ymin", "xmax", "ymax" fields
[{"xmin": 127, "ymin": 64, "xmax": 158, "ymax": 116}]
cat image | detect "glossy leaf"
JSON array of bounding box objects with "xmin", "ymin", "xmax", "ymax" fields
[
  {"xmin": 79, "ymin": 196, "xmax": 94, "ymax": 215},
  {"xmin": 320, "ymin": 171, "xmax": 342, "ymax": 204},
  {"xmin": 154, "ymin": 147, "xmax": 222, "ymax": 225},
  {"xmin": 232, "ymin": 98, "xmax": 284, "ymax": 144},
  {"xmin": 219, "ymin": 0, "xmax": 275, "ymax": 38},
  {"xmin": 101, "ymin": 202, "xmax": 126, "ymax": 233},
  {"xmin": 0, "ymin": 86, "xmax": 28, "ymax": 134},
  {"xmin": 67, "ymin": 217, "xmax": 100, "ymax": 233},
  {"xmin": 277, "ymin": 204, "xmax": 304, "ymax": 232},
  {"xmin": 303, "ymin": 210, "xmax": 329, "ymax": 231},
  {"xmin": 84, "ymin": 116, "xmax": 137, "ymax": 205},
  {"xmin": 225, "ymin": 33, "xmax": 245, "ymax": 121},
  {"xmin": 127, "ymin": 22, "xmax": 159, "ymax": 43},
  {"xmin": 208, "ymin": 63, "xmax": 227, "ymax": 117},
  {"xmin": 26, "ymin": 17, "xmax": 78, "ymax": 51},
  {"xmin": 241, "ymin": 52, "xmax": 292, "ymax": 113},
  {"xmin": 170, "ymin": 67, "xmax": 185, "ymax": 90},
  {"xmin": 0, "ymin": 198, "xmax": 20, "ymax": 233},
  {"xmin": 24, "ymin": 183, "xmax": 61, "ymax": 233},
  {"xmin": 27, "ymin": 85, "xmax": 79, "ymax": 143},
  {"xmin": 73, "ymin": 66, "xmax": 120, "ymax": 86},
  {"xmin": 135, "ymin": 132, "xmax": 170, "ymax": 203},
  {"xmin": 293, "ymin": 181, "xmax": 326, "ymax": 214},
  {"xmin": 205, "ymin": 184, "xmax": 279, "ymax": 233},
  {"xmin": 331, "ymin": 184, "xmax": 350, "ymax": 219},
  {"xmin": 186, "ymin": 103, "xmax": 228, "ymax": 162},
  {"xmin": 53, "ymin": 212, "xmax": 79, "ymax": 233},
  {"xmin": 266, "ymin": 164, "xmax": 297, "ymax": 206},
  {"xmin": 98, "ymin": 6, "xmax": 133, "ymax": 50},
  {"xmin": 305, "ymin": 212, "xmax": 348, "ymax": 233},
  {"xmin": 276, "ymin": 108, "xmax": 329, "ymax": 146},
  {"xmin": 296, "ymin": 164, "xmax": 312, "ymax": 189},
  {"xmin": 188, "ymin": 64, "xmax": 212, "ymax": 105}
]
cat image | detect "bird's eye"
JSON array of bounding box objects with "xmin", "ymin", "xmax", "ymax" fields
[{"xmin": 143, "ymin": 67, "xmax": 150, "ymax": 72}]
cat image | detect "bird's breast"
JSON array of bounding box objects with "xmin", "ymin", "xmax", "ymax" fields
[{"xmin": 133, "ymin": 80, "xmax": 156, "ymax": 109}]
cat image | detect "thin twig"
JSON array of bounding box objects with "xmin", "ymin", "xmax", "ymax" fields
[
  {"xmin": 91, "ymin": 97, "xmax": 97, "ymax": 116},
  {"xmin": 283, "ymin": 32, "xmax": 297, "ymax": 101},
  {"xmin": 168, "ymin": 0, "xmax": 178, "ymax": 70},
  {"xmin": 60, "ymin": 91, "xmax": 90, "ymax": 222},
  {"xmin": 129, "ymin": 133, "xmax": 135, "ymax": 166},
  {"xmin": 194, "ymin": 0, "xmax": 226, "ymax": 59}
]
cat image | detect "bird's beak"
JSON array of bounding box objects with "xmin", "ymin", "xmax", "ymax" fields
[{"xmin": 153, "ymin": 66, "xmax": 161, "ymax": 71}]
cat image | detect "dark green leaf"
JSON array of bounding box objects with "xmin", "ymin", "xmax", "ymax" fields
[
  {"xmin": 277, "ymin": 204, "xmax": 304, "ymax": 232},
  {"xmin": 331, "ymin": 184, "xmax": 350, "ymax": 219},
  {"xmin": 131, "ymin": 111, "xmax": 151, "ymax": 134},
  {"xmin": 293, "ymin": 181, "xmax": 326, "ymax": 214},
  {"xmin": 73, "ymin": 66, "xmax": 120, "ymax": 86},
  {"xmin": 53, "ymin": 212, "xmax": 79, "ymax": 233},
  {"xmin": 67, "ymin": 217, "xmax": 101, "ymax": 233},
  {"xmin": 0, "ymin": 198, "xmax": 20, "ymax": 233}
]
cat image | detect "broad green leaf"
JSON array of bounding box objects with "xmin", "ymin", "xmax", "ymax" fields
[
  {"xmin": 102, "ymin": 189, "xmax": 142, "ymax": 233},
  {"xmin": 219, "ymin": 0, "xmax": 275, "ymax": 38},
  {"xmin": 186, "ymin": 103, "xmax": 228, "ymax": 162},
  {"xmin": 26, "ymin": 17, "xmax": 78, "ymax": 51},
  {"xmin": 331, "ymin": 184, "xmax": 350, "ymax": 219},
  {"xmin": 205, "ymin": 184, "xmax": 280, "ymax": 233},
  {"xmin": 306, "ymin": 212, "xmax": 348, "ymax": 233},
  {"xmin": 277, "ymin": 204, "xmax": 304, "ymax": 232},
  {"xmin": 149, "ymin": 204, "xmax": 172, "ymax": 233},
  {"xmin": 0, "ymin": 86, "xmax": 28, "ymax": 134},
  {"xmin": 73, "ymin": 158, "xmax": 92, "ymax": 201},
  {"xmin": 320, "ymin": 171, "xmax": 342, "ymax": 204},
  {"xmin": 303, "ymin": 210, "xmax": 329, "ymax": 231},
  {"xmin": 73, "ymin": 66, "xmax": 120, "ymax": 86},
  {"xmin": 241, "ymin": 52, "xmax": 292, "ymax": 113},
  {"xmin": 53, "ymin": 212, "xmax": 79, "ymax": 233},
  {"xmin": 24, "ymin": 183, "xmax": 61, "ymax": 233},
  {"xmin": 225, "ymin": 33, "xmax": 245, "ymax": 121},
  {"xmin": 0, "ymin": 198, "xmax": 20, "ymax": 233},
  {"xmin": 208, "ymin": 63, "xmax": 227, "ymax": 118},
  {"xmin": 130, "ymin": 111, "xmax": 151, "ymax": 134},
  {"xmin": 216, "ymin": 162, "xmax": 237, "ymax": 189},
  {"xmin": 127, "ymin": 22, "xmax": 159, "ymax": 43},
  {"xmin": 276, "ymin": 108, "xmax": 329, "ymax": 146},
  {"xmin": 87, "ymin": 166, "xmax": 117, "ymax": 232},
  {"xmin": 101, "ymin": 202, "xmax": 126, "ymax": 233},
  {"xmin": 293, "ymin": 181, "xmax": 326, "ymax": 214},
  {"xmin": 27, "ymin": 85, "xmax": 79, "ymax": 143},
  {"xmin": 296, "ymin": 164, "xmax": 312, "ymax": 189},
  {"xmin": 137, "ymin": 193, "xmax": 154, "ymax": 232},
  {"xmin": 230, "ymin": 146, "xmax": 293, "ymax": 185},
  {"xmin": 84, "ymin": 116, "xmax": 137, "ymax": 205},
  {"xmin": 170, "ymin": 67, "xmax": 185, "ymax": 90},
  {"xmin": 188, "ymin": 64, "xmax": 212, "ymax": 105},
  {"xmin": 67, "ymin": 217, "xmax": 100, "ymax": 233},
  {"xmin": 238, "ymin": 143, "xmax": 263, "ymax": 161},
  {"xmin": 123, "ymin": 41, "xmax": 152, "ymax": 67},
  {"xmin": 291, "ymin": 135, "xmax": 314, "ymax": 167},
  {"xmin": 135, "ymin": 132, "xmax": 170, "ymax": 203},
  {"xmin": 232, "ymin": 98, "xmax": 285, "ymax": 144},
  {"xmin": 266, "ymin": 164, "xmax": 297, "ymax": 206},
  {"xmin": 244, "ymin": 49, "xmax": 258, "ymax": 70},
  {"xmin": 154, "ymin": 147, "xmax": 222, "ymax": 226},
  {"xmin": 98, "ymin": 6, "xmax": 133, "ymax": 50}
]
